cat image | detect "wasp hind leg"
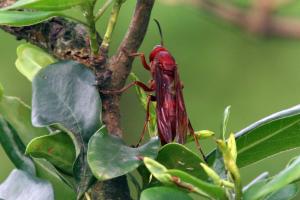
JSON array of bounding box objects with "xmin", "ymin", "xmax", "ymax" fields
[
  {"xmin": 136, "ymin": 95, "xmax": 156, "ymax": 147},
  {"xmin": 188, "ymin": 120, "xmax": 207, "ymax": 162}
]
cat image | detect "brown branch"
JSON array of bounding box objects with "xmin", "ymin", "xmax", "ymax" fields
[
  {"xmin": 198, "ymin": 0, "xmax": 300, "ymax": 38},
  {"xmin": 98, "ymin": 0, "xmax": 155, "ymax": 136},
  {"xmin": 91, "ymin": 1, "xmax": 155, "ymax": 199}
]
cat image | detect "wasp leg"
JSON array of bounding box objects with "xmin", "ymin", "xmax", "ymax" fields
[
  {"xmin": 130, "ymin": 52, "xmax": 151, "ymax": 71},
  {"xmin": 136, "ymin": 95, "xmax": 156, "ymax": 147},
  {"xmin": 100, "ymin": 81, "xmax": 154, "ymax": 94},
  {"xmin": 188, "ymin": 120, "xmax": 207, "ymax": 162}
]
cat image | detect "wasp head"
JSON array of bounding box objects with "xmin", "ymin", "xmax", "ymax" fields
[{"xmin": 149, "ymin": 45, "xmax": 167, "ymax": 61}]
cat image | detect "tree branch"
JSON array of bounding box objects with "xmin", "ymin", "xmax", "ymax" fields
[
  {"xmin": 198, "ymin": 0, "xmax": 300, "ymax": 38},
  {"xmin": 91, "ymin": 1, "xmax": 155, "ymax": 199}
]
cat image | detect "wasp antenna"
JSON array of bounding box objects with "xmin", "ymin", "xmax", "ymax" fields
[{"xmin": 154, "ymin": 19, "xmax": 164, "ymax": 46}]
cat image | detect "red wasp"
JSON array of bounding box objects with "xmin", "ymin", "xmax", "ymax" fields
[{"xmin": 103, "ymin": 20, "xmax": 205, "ymax": 159}]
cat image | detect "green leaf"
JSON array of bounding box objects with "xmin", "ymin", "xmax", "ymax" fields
[
  {"xmin": 265, "ymin": 184, "xmax": 298, "ymax": 200},
  {"xmin": 143, "ymin": 157, "xmax": 226, "ymax": 200},
  {"xmin": 211, "ymin": 149, "xmax": 227, "ymax": 180},
  {"xmin": 0, "ymin": 95, "xmax": 48, "ymax": 145},
  {"xmin": 221, "ymin": 105, "xmax": 231, "ymax": 140},
  {"xmin": 130, "ymin": 72, "xmax": 157, "ymax": 137},
  {"xmin": 0, "ymin": 169, "xmax": 54, "ymax": 200},
  {"xmin": 167, "ymin": 169, "xmax": 227, "ymax": 199},
  {"xmin": 0, "ymin": 84, "xmax": 75, "ymax": 199},
  {"xmin": 207, "ymin": 104, "xmax": 300, "ymax": 167},
  {"xmin": 26, "ymin": 132, "xmax": 76, "ymax": 175},
  {"xmin": 0, "ymin": 11, "xmax": 57, "ymax": 26},
  {"xmin": 252, "ymin": 156, "xmax": 300, "ymax": 199},
  {"xmin": 0, "ymin": 116, "xmax": 35, "ymax": 175},
  {"xmin": 88, "ymin": 127, "xmax": 160, "ymax": 181},
  {"xmin": 16, "ymin": 43, "xmax": 56, "ymax": 81},
  {"xmin": 2, "ymin": 0, "xmax": 86, "ymax": 11},
  {"xmin": 35, "ymin": 159, "xmax": 76, "ymax": 200},
  {"xmin": 156, "ymin": 143, "xmax": 207, "ymax": 180},
  {"xmin": 32, "ymin": 60, "xmax": 101, "ymax": 197},
  {"xmin": 140, "ymin": 186, "xmax": 193, "ymax": 200},
  {"xmin": 32, "ymin": 60, "xmax": 101, "ymax": 143},
  {"xmin": 143, "ymin": 157, "xmax": 172, "ymax": 185}
]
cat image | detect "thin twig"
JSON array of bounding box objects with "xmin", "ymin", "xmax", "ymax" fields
[{"xmin": 95, "ymin": 0, "xmax": 114, "ymax": 21}]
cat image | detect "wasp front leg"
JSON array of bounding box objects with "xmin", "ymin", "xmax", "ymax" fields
[
  {"xmin": 100, "ymin": 81, "xmax": 154, "ymax": 94},
  {"xmin": 130, "ymin": 52, "xmax": 151, "ymax": 71}
]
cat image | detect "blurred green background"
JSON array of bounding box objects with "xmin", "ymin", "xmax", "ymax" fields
[{"xmin": 1, "ymin": 0, "xmax": 300, "ymax": 194}]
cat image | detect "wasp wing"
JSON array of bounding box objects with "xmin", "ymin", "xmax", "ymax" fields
[
  {"xmin": 174, "ymin": 69, "xmax": 189, "ymax": 144},
  {"xmin": 155, "ymin": 63, "xmax": 174, "ymax": 144}
]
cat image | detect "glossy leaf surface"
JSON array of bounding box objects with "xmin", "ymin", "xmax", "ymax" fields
[
  {"xmin": 140, "ymin": 186, "xmax": 192, "ymax": 200},
  {"xmin": 143, "ymin": 157, "xmax": 226, "ymax": 200},
  {"xmin": 0, "ymin": 116, "xmax": 35, "ymax": 175},
  {"xmin": 208, "ymin": 104, "xmax": 300, "ymax": 167},
  {"xmin": 32, "ymin": 60, "xmax": 101, "ymax": 142},
  {"xmin": 0, "ymin": 11, "xmax": 57, "ymax": 26},
  {"xmin": 252, "ymin": 156, "xmax": 300, "ymax": 199},
  {"xmin": 88, "ymin": 128, "xmax": 160, "ymax": 181},
  {"xmin": 0, "ymin": 95, "xmax": 48, "ymax": 145},
  {"xmin": 26, "ymin": 132, "xmax": 76, "ymax": 174},
  {"xmin": 156, "ymin": 143, "xmax": 207, "ymax": 179},
  {"xmin": 0, "ymin": 169, "xmax": 54, "ymax": 200},
  {"xmin": 2, "ymin": 0, "xmax": 86, "ymax": 11},
  {"xmin": 16, "ymin": 43, "xmax": 56, "ymax": 81},
  {"xmin": 31, "ymin": 60, "xmax": 101, "ymax": 197}
]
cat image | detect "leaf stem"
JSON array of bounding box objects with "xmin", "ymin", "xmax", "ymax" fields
[
  {"xmin": 100, "ymin": 0, "xmax": 124, "ymax": 50},
  {"xmin": 83, "ymin": 2, "xmax": 99, "ymax": 55},
  {"xmin": 95, "ymin": 0, "xmax": 114, "ymax": 21}
]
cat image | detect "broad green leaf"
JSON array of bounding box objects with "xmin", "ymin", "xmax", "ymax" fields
[
  {"xmin": 31, "ymin": 60, "xmax": 101, "ymax": 197},
  {"xmin": 244, "ymin": 181, "xmax": 298, "ymax": 200},
  {"xmin": 143, "ymin": 157, "xmax": 172, "ymax": 184},
  {"xmin": 26, "ymin": 132, "xmax": 76, "ymax": 175},
  {"xmin": 0, "ymin": 86, "xmax": 75, "ymax": 198},
  {"xmin": 243, "ymin": 180, "xmax": 266, "ymax": 200},
  {"xmin": 243, "ymin": 172, "xmax": 269, "ymax": 192},
  {"xmin": 140, "ymin": 186, "xmax": 193, "ymax": 200},
  {"xmin": 167, "ymin": 170, "xmax": 227, "ymax": 199},
  {"xmin": 156, "ymin": 143, "xmax": 207, "ymax": 180},
  {"xmin": 88, "ymin": 128, "xmax": 160, "ymax": 181},
  {"xmin": 0, "ymin": 11, "xmax": 57, "ymax": 26},
  {"xmin": 32, "ymin": 60, "xmax": 101, "ymax": 143},
  {"xmin": 0, "ymin": 116, "xmax": 35, "ymax": 175},
  {"xmin": 16, "ymin": 43, "xmax": 56, "ymax": 81},
  {"xmin": 211, "ymin": 149, "xmax": 227, "ymax": 180},
  {"xmin": 35, "ymin": 159, "xmax": 76, "ymax": 200},
  {"xmin": 0, "ymin": 169, "xmax": 54, "ymax": 200},
  {"xmin": 130, "ymin": 72, "xmax": 157, "ymax": 137},
  {"xmin": 207, "ymin": 104, "xmax": 300, "ymax": 167},
  {"xmin": 265, "ymin": 184, "xmax": 298, "ymax": 200},
  {"xmin": 222, "ymin": 105, "xmax": 231, "ymax": 140},
  {"xmin": 143, "ymin": 157, "xmax": 226, "ymax": 200},
  {"xmin": 0, "ymin": 95, "xmax": 48, "ymax": 145},
  {"xmin": 2, "ymin": 0, "xmax": 86, "ymax": 11},
  {"xmin": 252, "ymin": 156, "xmax": 300, "ymax": 199}
]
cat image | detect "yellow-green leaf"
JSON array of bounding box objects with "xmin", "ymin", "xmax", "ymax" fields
[{"xmin": 16, "ymin": 43, "xmax": 56, "ymax": 81}]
